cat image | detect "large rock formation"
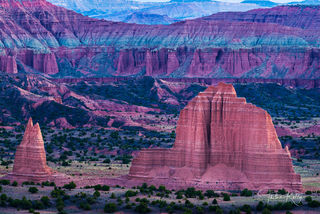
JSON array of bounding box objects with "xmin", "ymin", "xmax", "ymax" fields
[
  {"xmin": 0, "ymin": 1, "xmax": 319, "ymax": 78},
  {"xmin": 129, "ymin": 83, "xmax": 302, "ymax": 191},
  {"xmin": 7, "ymin": 118, "xmax": 55, "ymax": 182}
]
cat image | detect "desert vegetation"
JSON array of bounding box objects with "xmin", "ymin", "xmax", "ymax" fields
[{"xmin": 0, "ymin": 180, "xmax": 318, "ymax": 213}]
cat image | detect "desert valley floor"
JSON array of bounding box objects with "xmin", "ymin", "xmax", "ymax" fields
[{"xmin": 0, "ymin": 74, "xmax": 319, "ymax": 213}]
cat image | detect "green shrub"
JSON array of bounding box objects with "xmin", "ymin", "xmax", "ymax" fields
[
  {"xmin": 140, "ymin": 198, "xmax": 149, "ymax": 204},
  {"xmin": 158, "ymin": 185, "xmax": 166, "ymax": 192},
  {"xmin": 87, "ymin": 197, "xmax": 96, "ymax": 204},
  {"xmin": 32, "ymin": 200, "xmax": 45, "ymax": 210},
  {"xmin": 104, "ymin": 202, "xmax": 117, "ymax": 213},
  {"xmin": 9, "ymin": 199, "xmax": 20, "ymax": 208},
  {"xmin": 125, "ymin": 190, "xmax": 138, "ymax": 197},
  {"xmin": 0, "ymin": 194, "xmax": 7, "ymax": 201},
  {"xmin": 185, "ymin": 199, "xmax": 194, "ymax": 208},
  {"xmin": 12, "ymin": 181, "xmax": 18, "ymax": 187},
  {"xmin": 256, "ymin": 201, "xmax": 264, "ymax": 211},
  {"xmin": 183, "ymin": 208, "xmax": 192, "ymax": 214},
  {"xmin": 56, "ymin": 197, "xmax": 64, "ymax": 212},
  {"xmin": 22, "ymin": 181, "xmax": 35, "ymax": 186},
  {"xmin": 102, "ymin": 185, "xmax": 110, "ymax": 191},
  {"xmin": 0, "ymin": 180, "xmax": 10, "ymax": 185},
  {"xmin": 103, "ymin": 158, "xmax": 111, "ymax": 164},
  {"xmin": 135, "ymin": 202, "xmax": 151, "ymax": 213},
  {"xmin": 125, "ymin": 203, "xmax": 132, "ymax": 209},
  {"xmin": 204, "ymin": 190, "xmax": 219, "ymax": 198},
  {"xmin": 240, "ymin": 204, "xmax": 251, "ymax": 214},
  {"xmin": 215, "ymin": 207, "xmax": 224, "ymax": 214},
  {"xmin": 240, "ymin": 188, "xmax": 253, "ymax": 197},
  {"xmin": 262, "ymin": 208, "xmax": 272, "ymax": 214},
  {"xmin": 282, "ymin": 202, "xmax": 295, "ymax": 210},
  {"xmin": 79, "ymin": 201, "xmax": 91, "ymax": 210},
  {"xmin": 308, "ymin": 200, "xmax": 320, "ymax": 208},
  {"xmin": 305, "ymin": 196, "xmax": 313, "ymax": 203},
  {"xmin": 305, "ymin": 190, "xmax": 312, "ymax": 195},
  {"xmin": 63, "ymin": 181, "xmax": 76, "ymax": 190},
  {"xmin": 196, "ymin": 206, "xmax": 204, "ymax": 214},
  {"xmin": 184, "ymin": 187, "xmax": 203, "ymax": 198},
  {"xmin": 40, "ymin": 196, "xmax": 50, "ymax": 207},
  {"xmin": 272, "ymin": 202, "xmax": 295, "ymax": 210},
  {"xmin": 110, "ymin": 193, "xmax": 116, "ymax": 199},
  {"xmin": 229, "ymin": 209, "xmax": 241, "ymax": 214},
  {"xmin": 277, "ymin": 189, "xmax": 287, "ymax": 195},
  {"xmin": 198, "ymin": 194, "xmax": 204, "ymax": 200},
  {"xmin": 222, "ymin": 193, "xmax": 230, "ymax": 201},
  {"xmin": 176, "ymin": 192, "xmax": 183, "ymax": 199},
  {"xmin": 28, "ymin": 187, "xmax": 39, "ymax": 194},
  {"xmin": 93, "ymin": 184, "xmax": 110, "ymax": 191},
  {"xmin": 0, "ymin": 200, "xmax": 5, "ymax": 207},
  {"xmin": 93, "ymin": 190, "xmax": 100, "ymax": 198},
  {"xmin": 41, "ymin": 181, "xmax": 55, "ymax": 186},
  {"xmin": 20, "ymin": 197, "xmax": 32, "ymax": 210},
  {"xmin": 51, "ymin": 188, "xmax": 65, "ymax": 198}
]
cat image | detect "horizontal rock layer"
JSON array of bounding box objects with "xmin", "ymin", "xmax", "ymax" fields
[
  {"xmin": 129, "ymin": 83, "xmax": 302, "ymax": 191},
  {"xmin": 0, "ymin": 1, "xmax": 318, "ymax": 78}
]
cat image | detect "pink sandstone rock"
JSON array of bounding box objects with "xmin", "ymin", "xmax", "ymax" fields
[
  {"xmin": 33, "ymin": 53, "xmax": 59, "ymax": 75},
  {"xmin": 0, "ymin": 1, "xmax": 319, "ymax": 78},
  {"xmin": 0, "ymin": 56, "xmax": 18, "ymax": 74},
  {"xmin": 6, "ymin": 118, "xmax": 55, "ymax": 182},
  {"xmin": 129, "ymin": 83, "xmax": 302, "ymax": 192}
]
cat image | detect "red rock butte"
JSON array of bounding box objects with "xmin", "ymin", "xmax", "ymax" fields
[
  {"xmin": 6, "ymin": 118, "xmax": 55, "ymax": 182},
  {"xmin": 129, "ymin": 82, "xmax": 302, "ymax": 192}
]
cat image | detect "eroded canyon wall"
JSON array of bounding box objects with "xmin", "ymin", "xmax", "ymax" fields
[{"xmin": 0, "ymin": 1, "xmax": 319, "ymax": 78}]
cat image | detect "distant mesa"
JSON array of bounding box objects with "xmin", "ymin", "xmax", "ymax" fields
[
  {"xmin": 129, "ymin": 83, "xmax": 302, "ymax": 191},
  {"xmin": 6, "ymin": 118, "xmax": 58, "ymax": 183}
]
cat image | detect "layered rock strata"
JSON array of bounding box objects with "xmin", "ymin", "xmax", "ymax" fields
[
  {"xmin": 7, "ymin": 118, "xmax": 55, "ymax": 182},
  {"xmin": 0, "ymin": 1, "xmax": 319, "ymax": 78},
  {"xmin": 129, "ymin": 83, "xmax": 302, "ymax": 191}
]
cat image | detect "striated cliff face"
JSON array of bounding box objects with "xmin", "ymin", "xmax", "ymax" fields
[
  {"xmin": 0, "ymin": 1, "xmax": 319, "ymax": 78},
  {"xmin": 203, "ymin": 6, "xmax": 320, "ymax": 31},
  {"xmin": 129, "ymin": 83, "xmax": 303, "ymax": 191}
]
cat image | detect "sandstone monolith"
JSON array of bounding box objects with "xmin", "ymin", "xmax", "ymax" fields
[
  {"xmin": 7, "ymin": 118, "xmax": 54, "ymax": 182},
  {"xmin": 129, "ymin": 83, "xmax": 302, "ymax": 191}
]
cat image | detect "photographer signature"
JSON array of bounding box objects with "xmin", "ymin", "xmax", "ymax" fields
[{"xmin": 257, "ymin": 189, "xmax": 304, "ymax": 206}]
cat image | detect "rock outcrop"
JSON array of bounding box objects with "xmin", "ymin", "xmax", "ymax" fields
[
  {"xmin": 7, "ymin": 118, "xmax": 54, "ymax": 182},
  {"xmin": 0, "ymin": 1, "xmax": 319, "ymax": 78},
  {"xmin": 0, "ymin": 56, "xmax": 18, "ymax": 74},
  {"xmin": 129, "ymin": 83, "xmax": 302, "ymax": 191}
]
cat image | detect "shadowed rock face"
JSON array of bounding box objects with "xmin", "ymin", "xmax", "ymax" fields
[
  {"xmin": 8, "ymin": 118, "xmax": 54, "ymax": 182},
  {"xmin": 129, "ymin": 83, "xmax": 302, "ymax": 191}
]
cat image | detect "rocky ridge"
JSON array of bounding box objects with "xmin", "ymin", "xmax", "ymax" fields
[{"xmin": 0, "ymin": 1, "xmax": 319, "ymax": 78}]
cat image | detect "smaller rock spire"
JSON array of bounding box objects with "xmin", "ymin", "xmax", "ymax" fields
[{"xmin": 7, "ymin": 117, "xmax": 54, "ymax": 182}]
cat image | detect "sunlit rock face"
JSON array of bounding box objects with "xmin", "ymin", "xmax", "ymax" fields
[
  {"xmin": 7, "ymin": 118, "xmax": 54, "ymax": 182},
  {"xmin": 129, "ymin": 83, "xmax": 302, "ymax": 191}
]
